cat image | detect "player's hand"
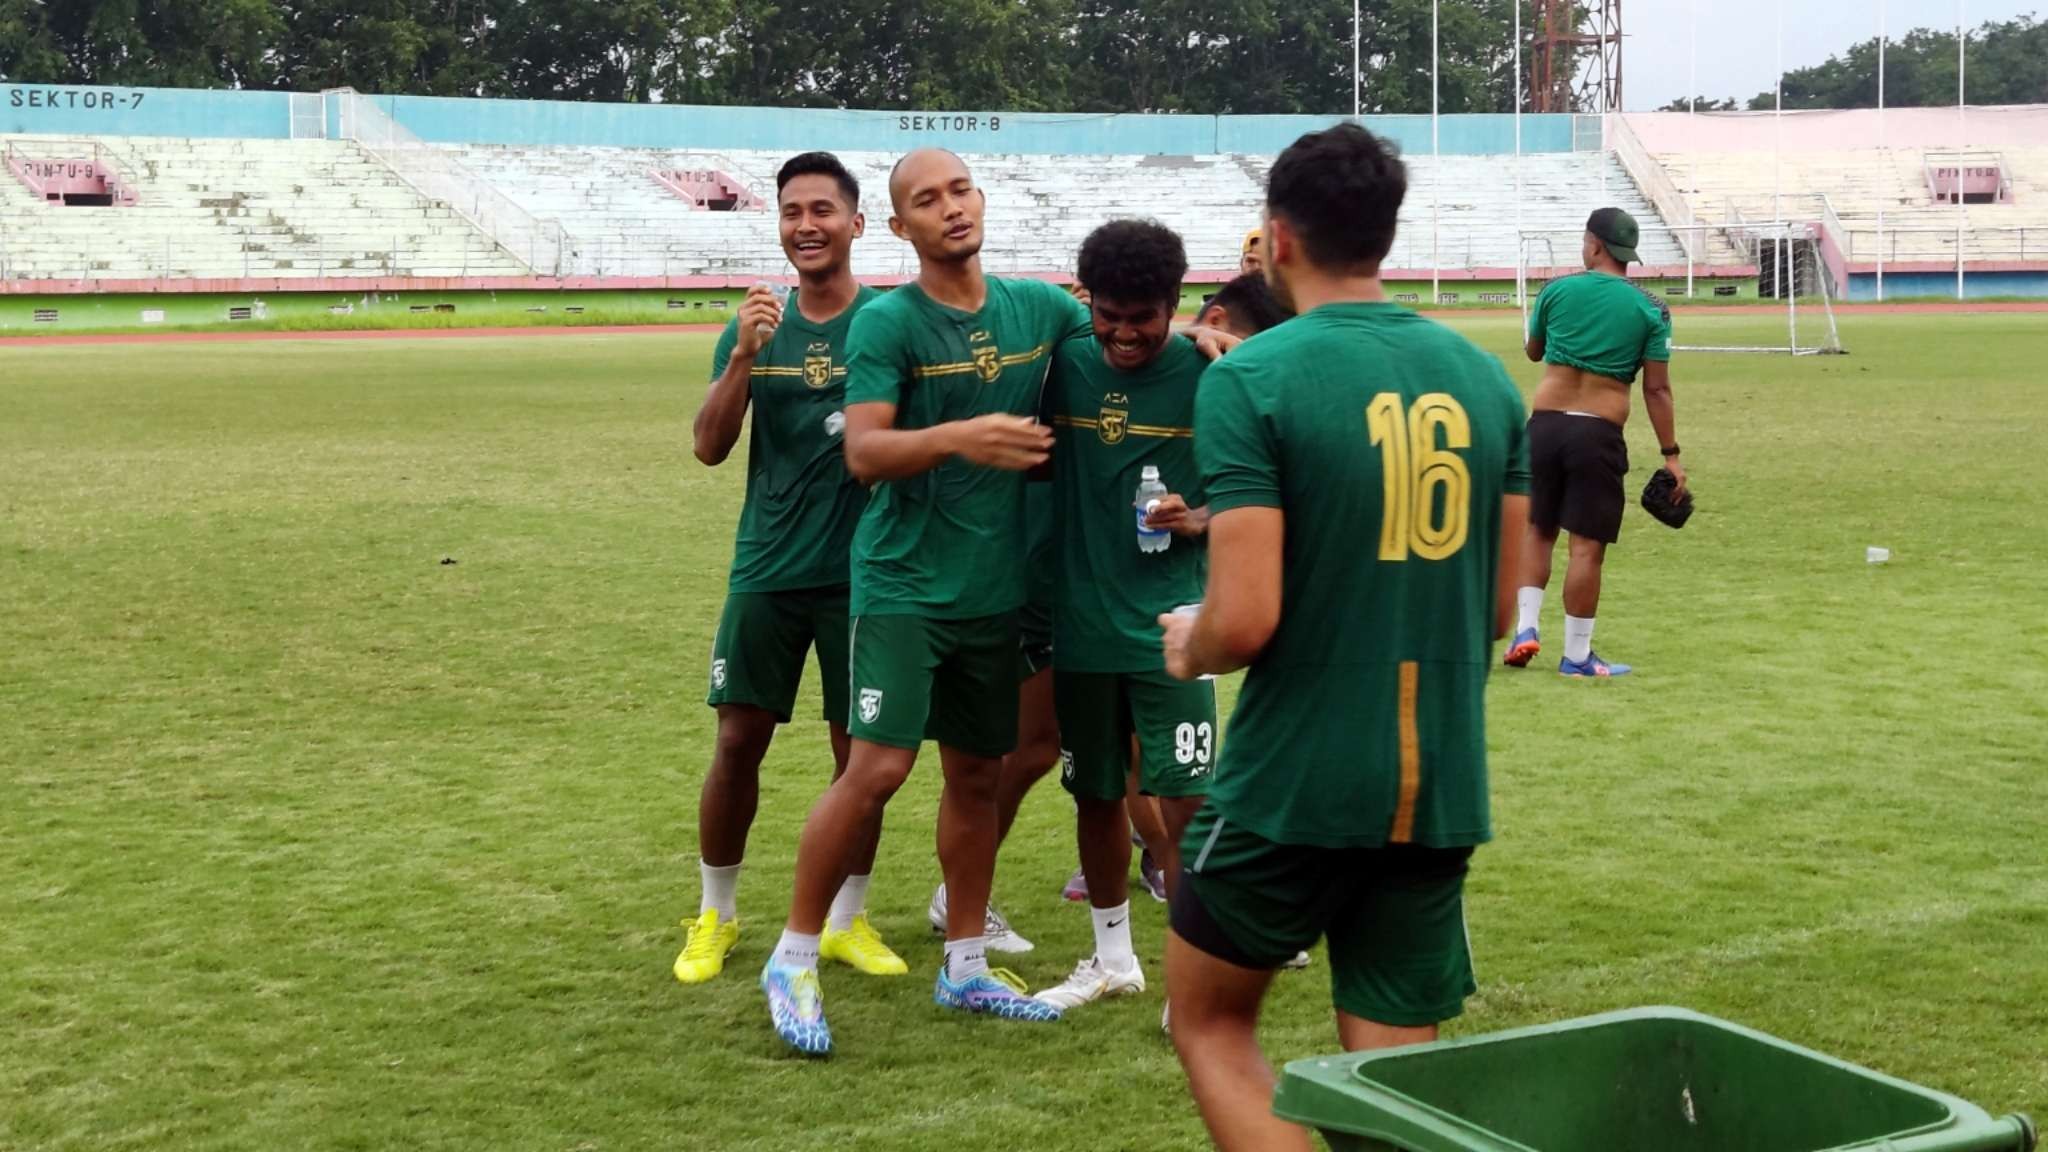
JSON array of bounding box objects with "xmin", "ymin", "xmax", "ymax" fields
[
  {"xmin": 1664, "ymin": 457, "xmax": 1688, "ymax": 500},
  {"xmin": 1157, "ymin": 610, "xmax": 1199, "ymax": 681},
  {"xmin": 733, "ymin": 286, "xmax": 783, "ymax": 357},
  {"xmin": 950, "ymin": 415, "xmax": 1053, "ymax": 472},
  {"xmin": 1179, "ymin": 324, "xmax": 1242, "ymax": 361},
  {"xmin": 1143, "ymin": 494, "xmax": 1208, "ymax": 537}
]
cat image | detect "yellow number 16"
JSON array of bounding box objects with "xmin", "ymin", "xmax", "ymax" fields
[{"xmin": 1366, "ymin": 392, "xmax": 1472, "ymax": 561}]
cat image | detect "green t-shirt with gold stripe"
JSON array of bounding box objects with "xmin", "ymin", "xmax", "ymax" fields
[
  {"xmin": 1045, "ymin": 334, "xmax": 1208, "ymax": 673},
  {"xmin": 843, "ymin": 278, "xmax": 1090, "ymax": 619},
  {"xmin": 709, "ymin": 284, "xmax": 881, "ymax": 593}
]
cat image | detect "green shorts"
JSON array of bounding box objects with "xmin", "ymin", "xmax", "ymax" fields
[
  {"xmin": 706, "ymin": 587, "xmax": 850, "ymax": 724},
  {"xmin": 1055, "ymin": 670, "xmax": 1216, "ymax": 801},
  {"xmin": 1172, "ymin": 806, "xmax": 1477, "ymax": 1027},
  {"xmin": 1019, "ymin": 601, "xmax": 1054, "ymax": 678},
  {"xmin": 848, "ymin": 611, "xmax": 1020, "ymax": 758}
]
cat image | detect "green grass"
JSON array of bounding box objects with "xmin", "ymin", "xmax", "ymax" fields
[{"xmin": 3, "ymin": 314, "xmax": 2044, "ymax": 1151}]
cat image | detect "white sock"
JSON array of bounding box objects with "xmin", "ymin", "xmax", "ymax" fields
[
  {"xmin": 1516, "ymin": 586, "xmax": 1545, "ymax": 636},
  {"xmin": 1091, "ymin": 901, "xmax": 1136, "ymax": 971},
  {"xmin": 700, "ymin": 860, "xmax": 740, "ymax": 921},
  {"xmin": 1564, "ymin": 614, "xmax": 1596, "ymax": 663},
  {"xmin": 773, "ymin": 929, "xmax": 820, "ymax": 971},
  {"xmin": 827, "ymin": 874, "xmax": 870, "ymax": 933},
  {"xmin": 944, "ymin": 935, "xmax": 989, "ymax": 982}
]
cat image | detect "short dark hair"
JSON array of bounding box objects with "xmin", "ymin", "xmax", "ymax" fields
[
  {"xmin": 1200, "ymin": 273, "xmax": 1287, "ymax": 334},
  {"xmin": 1265, "ymin": 123, "xmax": 1405, "ymax": 272},
  {"xmin": 778, "ymin": 151, "xmax": 860, "ymax": 209},
  {"xmin": 1076, "ymin": 219, "xmax": 1187, "ymax": 306}
]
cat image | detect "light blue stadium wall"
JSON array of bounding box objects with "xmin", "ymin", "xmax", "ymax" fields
[
  {"xmin": 1, "ymin": 83, "xmax": 291, "ymax": 138},
  {"xmin": 0, "ymin": 83, "xmax": 1582, "ymax": 156}
]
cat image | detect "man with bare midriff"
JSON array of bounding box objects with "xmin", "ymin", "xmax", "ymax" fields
[{"xmin": 1506, "ymin": 207, "xmax": 1688, "ymax": 679}]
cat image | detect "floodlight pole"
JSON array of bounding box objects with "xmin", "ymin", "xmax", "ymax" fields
[
  {"xmin": 1957, "ymin": 0, "xmax": 1967, "ymax": 301},
  {"xmin": 1431, "ymin": 0, "xmax": 1440, "ymax": 304},
  {"xmin": 1354, "ymin": 0, "xmax": 1361, "ymax": 117},
  {"xmin": 1877, "ymin": 0, "xmax": 1887, "ymax": 301}
]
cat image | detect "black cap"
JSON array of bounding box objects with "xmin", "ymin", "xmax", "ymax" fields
[{"xmin": 1587, "ymin": 207, "xmax": 1641, "ymax": 265}]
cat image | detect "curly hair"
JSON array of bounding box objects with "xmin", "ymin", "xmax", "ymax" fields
[
  {"xmin": 1266, "ymin": 123, "xmax": 1405, "ymax": 272},
  {"xmin": 1076, "ymin": 219, "xmax": 1188, "ymax": 307}
]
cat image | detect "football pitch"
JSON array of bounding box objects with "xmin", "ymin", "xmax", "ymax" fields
[{"xmin": 3, "ymin": 312, "xmax": 2043, "ymax": 1151}]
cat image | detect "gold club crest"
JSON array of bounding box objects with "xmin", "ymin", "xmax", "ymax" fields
[
  {"xmin": 970, "ymin": 331, "xmax": 1002, "ymax": 383},
  {"xmin": 1098, "ymin": 392, "xmax": 1131, "ymax": 444},
  {"xmin": 803, "ymin": 342, "xmax": 833, "ymax": 390}
]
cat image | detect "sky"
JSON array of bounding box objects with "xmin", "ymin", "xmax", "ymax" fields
[{"xmin": 1623, "ymin": 0, "xmax": 2042, "ymax": 110}]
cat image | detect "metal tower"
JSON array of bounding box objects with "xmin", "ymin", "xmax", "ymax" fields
[{"xmin": 1530, "ymin": 0, "xmax": 1623, "ymax": 113}]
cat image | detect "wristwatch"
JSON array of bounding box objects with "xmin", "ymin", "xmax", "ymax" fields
[{"xmin": 1660, "ymin": 443, "xmax": 1681, "ymax": 458}]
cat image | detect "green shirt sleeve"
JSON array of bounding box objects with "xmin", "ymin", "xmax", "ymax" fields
[
  {"xmin": 710, "ymin": 316, "xmax": 740, "ymax": 380},
  {"xmin": 1196, "ymin": 360, "xmax": 1280, "ymax": 514},
  {"xmin": 1527, "ymin": 282, "xmax": 1553, "ymax": 344},
  {"xmin": 844, "ymin": 301, "xmax": 908, "ymax": 407},
  {"xmin": 1643, "ymin": 299, "xmax": 1673, "ymax": 363},
  {"xmin": 1039, "ymin": 280, "xmax": 1092, "ymax": 344}
]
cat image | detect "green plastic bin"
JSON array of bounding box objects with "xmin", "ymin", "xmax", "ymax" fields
[{"xmin": 1275, "ymin": 1007, "xmax": 2037, "ymax": 1152}]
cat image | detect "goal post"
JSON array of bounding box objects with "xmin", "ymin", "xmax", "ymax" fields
[{"xmin": 1517, "ymin": 221, "xmax": 1846, "ymax": 356}]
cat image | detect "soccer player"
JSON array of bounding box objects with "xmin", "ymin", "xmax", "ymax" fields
[
  {"xmin": 675, "ymin": 152, "xmax": 905, "ymax": 986},
  {"xmin": 758, "ymin": 148, "xmax": 1090, "ymax": 1054},
  {"xmin": 1193, "ymin": 272, "xmax": 1288, "ymax": 338},
  {"xmin": 1032, "ymin": 219, "xmax": 1219, "ymax": 1012},
  {"xmin": 1507, "ymin": 207, "xmax": 1687, "ymax": 678},
  {"xmin": 1156, "ymin": 124, "xmax": 1530, "ymax": 1152}
]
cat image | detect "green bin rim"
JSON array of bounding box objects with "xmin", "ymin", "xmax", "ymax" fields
[{"xmin": 1274, "ymin": 1006, "xmax": 2036, "ymax": 1152}]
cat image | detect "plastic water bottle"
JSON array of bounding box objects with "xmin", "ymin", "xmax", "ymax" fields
[{"xmin": 1136, "ymin": 466, "xmax": 1171, "ymax": 554}]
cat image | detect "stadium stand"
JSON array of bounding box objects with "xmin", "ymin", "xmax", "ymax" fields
[
  {"xmin": 440, "ymin": 144, "xmax": 1678, "ymax": 278},
  {"xmin": 1629, "ymin": 109, "xmax": 2048, "ymax": 269},
  {"xmin": 0, "ymin": 134, "xmax": 528, "ymax": 282}
]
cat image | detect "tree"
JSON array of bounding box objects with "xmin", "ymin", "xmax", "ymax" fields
[
  {"xmin": 1748, "ymin": 17, "xmax": 2047, "ymax": 111},
  {"xmin": 1658, "ymin": 96, "xmax": 1738, "ymax": 112}
]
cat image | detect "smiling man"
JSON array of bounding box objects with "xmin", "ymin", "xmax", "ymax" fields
[
  {"xmin": 676, "ymin": 152, "xmax": 902, "ymax": 988},
  {"xmin": 757, "ymin": 148, "xmax": 1092, "ymax": 1055},
  {"xmin": 1031, "ymin": 220, "xmax": 1252, "ymax": 1016}
]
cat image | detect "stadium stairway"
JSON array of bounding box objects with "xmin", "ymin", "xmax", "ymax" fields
[{"xmin": 0, "ymin": 135, "xmax": 528, "ymax": 282}]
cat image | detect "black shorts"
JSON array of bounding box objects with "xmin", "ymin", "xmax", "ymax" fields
[{"xmin": 1528, "ymin": 411, "xmax": 1629, "ymax": 544}]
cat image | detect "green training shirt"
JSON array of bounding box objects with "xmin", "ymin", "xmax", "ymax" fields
[
  {"xmin": 844, "ymin": 278, "xmax": 1090, "ymax": 619},
  {"xmin": 1045, "ymin": 334, "xmax": 1208, "ymax": 674},
  {"xmin": 1196, "ymin": 302, "xmax": 1531, "ymax": 850},
  {"xmin": 1527, "ymin": 270, "xmax": 1673, "ymax": 384},
  {"xmin": 710, "ymin": 284, "xmax": 882, "ymax": 593}
]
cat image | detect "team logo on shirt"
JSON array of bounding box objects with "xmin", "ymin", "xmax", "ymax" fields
[
  {"xmin": 969, "ymin": 331, "xmax": 1002, "ymax": 383},
  {"xmin": 858, "ymin": 688, "xmax": 884, "ymax": 724},
  {"xmin": 1098, "ymin": 392, "xmax": 1130, "ymax": 445},
  {"xmin": 803, "ymin": 343, "xmax": 833, "ymax": 390},
  {"xmin": 710, "ymin": 659, "xmax": 728, "ymax": 690},
  {"xmin": 1059, "ymin": 749, "xmax": 1076, "ymax": 782}
]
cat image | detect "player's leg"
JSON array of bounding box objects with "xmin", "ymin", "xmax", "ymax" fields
[
  {"xmin": 1325, "ymin": 845, "xmax": 1477, "ymax": 1052},
  {"xmin": 1126, "ymin": 758, "xmax": 1169, "ymax": 902},
  {"xmin": 760, "ymin": 614, "xmax": 933, "ymax": 1053},
  {"xmin": 1557, "ymin": 416, "xmax": 1631, "ymax": 677},
  {"xmin": 811, "ymin": 592, "xmax": 906, "ymax": 976},
  {"xmin": 1034, "ymin": 671, "xmax": 1145, "ymax": 1010},
  {"xmin": 926, "ymin": 614, "xmax": 1059, "ymax": 1021},
  {"xmin": 1166, "ymin": 806, "xmax": 1327, "ymax": 1151},
  {"xmin": 934, "ymin": 648, "xmax": 1052, "ymax": 952},
  {"xmin": 1508, "ymin": 413, "xmax": 1567, "ymax": 667},
  {"xmin": 677, "ymin": 591, "xmax": 805, "ymax": 985}
]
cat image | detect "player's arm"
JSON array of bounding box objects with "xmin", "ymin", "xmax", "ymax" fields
[
  {"xmin": 1522, "ymin": 286, "xmax": 1549, "ymax": 362},
  {"xmin": 692, "ymin": 287, "xmax": 783, "ymax": 465},
  {"xmin": 1143, "ymin": 495, "xmax": 1210, "ymax": 537},
  {"xmin": 1639, "ymin": 302, "xmax": 1684, "ymax": 494},
  {"xmin": 1160, "ymin": 506, "xmax": 1280, "ymax": 678},
  {"xmin": 842, "ymin": 403, "xmax": 1052, "ymax": 483}
]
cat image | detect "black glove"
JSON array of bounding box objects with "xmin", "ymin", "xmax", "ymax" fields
[{"xmin": 1640, "ymin": 468, "xmax": 1694, "ymax": 529}]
